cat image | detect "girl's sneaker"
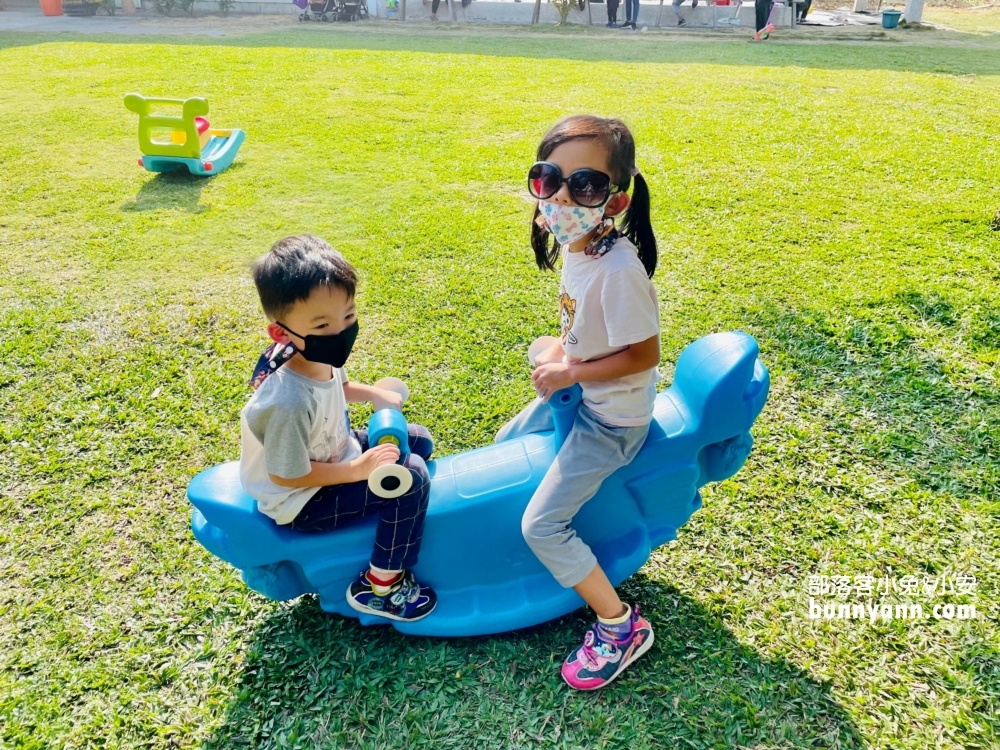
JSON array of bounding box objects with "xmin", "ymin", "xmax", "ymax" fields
[
  {"xmin": 347, "ymin": 570, "xmax": 437, "ymax": 622},
  {"xmin": 561, "ymin": 605, "xmax": 654, "ymax": 691}
]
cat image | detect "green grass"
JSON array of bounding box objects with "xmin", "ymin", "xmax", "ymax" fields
[
  {"xmin": 1, "ymin": 26, "xmax": 999, "ymax": 750},
  {"xmin": 922, "ymin": 7, "xmax": 1000, "ymax": 34}
]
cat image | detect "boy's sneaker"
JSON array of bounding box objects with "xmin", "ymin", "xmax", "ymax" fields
[
  {"xmin": 561, "ymin": 605, "xmax": 654, "ymax": 691},
  {"xmin": 347, "ymin": 570, "xmax": 437, "ymax": 622}
]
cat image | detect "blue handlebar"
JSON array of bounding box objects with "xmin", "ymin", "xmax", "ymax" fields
[{"xmin": 368, "ymin": 408, "xmax": 410, "ymax": 456}]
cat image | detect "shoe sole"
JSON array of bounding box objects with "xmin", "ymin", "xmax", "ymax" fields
[
  {"xmin": 346, "ymin": 585, "xmax": 438, "ymax": 622},
  {"xmin": 565, "ymin": 626, "xmax": 655, "ymax": 691}
]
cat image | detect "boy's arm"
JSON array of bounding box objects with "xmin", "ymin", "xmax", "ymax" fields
[
  {"xmin": 343, "ymin": 381, "xmax": 404, "ymax": 411},
  {"xmin": 269, "ymin": 444, "xmax": 399, "ymax": 488},
  {"xmin": 249, "ymin": 384, "xmax": 399, "ymax": 489}
]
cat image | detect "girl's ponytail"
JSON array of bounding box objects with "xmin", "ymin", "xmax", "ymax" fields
[
  {"xmin": 620, "ymin": 171, "xmax": 657, "ymax": 278},
  {"xmin": 531, "ymin": 205, "xmax": 560, "ymax": 272}
]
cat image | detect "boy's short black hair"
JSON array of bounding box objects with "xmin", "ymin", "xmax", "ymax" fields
[{"xmin": 253, "ymin": 235, "xmax": 358, "ymax": 321}]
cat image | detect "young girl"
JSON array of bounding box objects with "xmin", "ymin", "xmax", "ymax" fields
[{"xmin": 496, "ymin": 115, "xmax": 660, "ymax": 691}]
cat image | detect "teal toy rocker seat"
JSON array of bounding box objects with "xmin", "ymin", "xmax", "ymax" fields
[
  {"xmin": 188, "ymin": 331, "xmax": 770, "ymax": 637},
  {"xmin": 124, "ymin": 94, "xmax": 245, "ymax": 176}
]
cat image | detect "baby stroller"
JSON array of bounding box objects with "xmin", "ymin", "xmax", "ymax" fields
[
  {"xmin": 297, "ymin": 0, "xmax": 335, "ymax": 21},
  {"xmin": 297, "ymin": 0, "xmax": 368, "ymax": 21},
  {"xmin": 334, "ymin": 0, "xmax": 369, "ymax": 20}
]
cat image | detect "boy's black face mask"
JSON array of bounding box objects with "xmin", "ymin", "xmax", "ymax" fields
[{"xmin": 278, "ymin": 319, "xmax": 359, "ymax": 368}]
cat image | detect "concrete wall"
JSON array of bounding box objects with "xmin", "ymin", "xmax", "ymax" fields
[
  {"xmin": 248, "ymin": 0, "xmax": 790, "ymax": 27},
  {"xmin": 6, "ymin": 0, "xmax": 790, "ymax": 27}
]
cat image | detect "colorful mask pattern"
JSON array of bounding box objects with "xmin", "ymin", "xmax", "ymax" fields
[{"xmin": 538, "ymin": 200, "xmax": 607, "ymax": 245}]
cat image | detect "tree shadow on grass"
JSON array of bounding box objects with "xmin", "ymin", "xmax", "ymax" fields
[
  {"xmin": 755, "ymin": 292, "xmax": 999, "ymax": 501},
  {"xmin": 202, "ymin": 578, "xmax": 865, "ymax": 749},
  {"xmin": 120, "ymin": 161, "xmax": 244, "ymax": 214}
]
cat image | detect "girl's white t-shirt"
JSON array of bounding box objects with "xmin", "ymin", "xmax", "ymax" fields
[{"xmin": 559, "ymin": 236, "xmax": 661, "ymax": 427}]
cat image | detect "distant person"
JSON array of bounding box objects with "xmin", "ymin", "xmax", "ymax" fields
[
  {"xmin": 754, "ymin": 0, "xmax": 774, "ymax": 39},
  {"xmin": 425, "ymin": 0, "xmax": 466, "ymax": 21},
  {"xmin": 620, "ymin": 0, "xmax": 638, "ymax": 29},
  {"xmin": 672, "ymin": 0, "xmax": 696, "ymax": 27},
  {"xmin": 797, "ymin": 0, "xmax": 811, "ymax": 22},
  {"xmin": 606, "ymin": 0, "xmax": 620, "ymax": 26}
]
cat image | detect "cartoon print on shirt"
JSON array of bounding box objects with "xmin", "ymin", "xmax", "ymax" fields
[
  {"xmin": 311, "ymin": 419, "xmax": 349, "ymax": 465},
  {"xmin": 559, "ymin": 288, "xmax": 579, "ymax": 346}
]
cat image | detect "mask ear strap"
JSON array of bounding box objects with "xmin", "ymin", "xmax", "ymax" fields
[
  {"xmin": 250, "ymin": 340, "xmax": 297, "ymax": 389},
  {"xmin": 276, "ymin": 321, "xmax": 303, "ymax": 339}
]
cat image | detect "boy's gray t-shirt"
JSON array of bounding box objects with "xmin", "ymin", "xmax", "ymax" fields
[{"xmin": 239, "ymin": 365, "xmax": 362, "ymax": 524}]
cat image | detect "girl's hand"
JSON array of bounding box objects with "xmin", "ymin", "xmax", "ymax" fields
[
  {"xmin": 352, "ymin": 444, "xmax": 400, "ymax": 481},
  {"xmin": 533, "ymin": 344, "xmax": 563, "ymax": 367},
  {"xmin": 529, "ymin": 337, "xmax": 564, "ymax": 368},
  {"xmin": 531, "ymin": 363, "xmax": 576, "ymax": 402}
]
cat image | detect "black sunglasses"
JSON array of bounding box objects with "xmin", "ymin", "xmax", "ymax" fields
[{"xmin": 527, "ymin": 161, "xmax": 619, "ymax": 208}]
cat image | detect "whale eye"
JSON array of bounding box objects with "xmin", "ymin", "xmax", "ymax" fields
[{"xmin": 560, "ymin": 392, "xmax": 572, "ymax": 404}]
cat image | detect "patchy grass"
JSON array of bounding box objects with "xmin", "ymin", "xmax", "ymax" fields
[
  {"xmin": 923, "ymin": 6, "xmax": 1000, "ymax": 34},
  {"xmin": 1, "ymin": 27, "xmax": 998, "ymax": 750}
]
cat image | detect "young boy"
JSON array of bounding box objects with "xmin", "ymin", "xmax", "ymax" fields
[{"xmin": 240, "ymin": 234, "xmax": 437, "ymax": 622}]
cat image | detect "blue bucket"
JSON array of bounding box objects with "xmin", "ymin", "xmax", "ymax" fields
[{"xmin": 881, "ymin": 8, "xmax": 902, "ymax": 28}]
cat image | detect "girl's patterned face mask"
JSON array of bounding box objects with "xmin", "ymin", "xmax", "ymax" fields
[{"xmin": 538, "ymin": 200, "xmax": 607, "ymax": 245}]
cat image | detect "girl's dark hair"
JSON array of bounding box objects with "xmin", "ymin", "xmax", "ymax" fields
[
  {"xmin": 530, "ymin": 115, "xmax": 657, "ymax": 278},
  {"xmin": 253, "ymin": 234, "xmax": 358, "ymax": 321}
]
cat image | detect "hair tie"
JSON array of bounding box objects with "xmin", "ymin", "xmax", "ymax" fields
[{"xmin": 631, "ymin": 166, "xmax": 640, "ymax": 177}]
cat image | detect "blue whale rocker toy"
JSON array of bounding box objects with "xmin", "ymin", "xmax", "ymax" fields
[{"xmin": 188, "ymin": 331, "xmax": 770, "ymax": 637}]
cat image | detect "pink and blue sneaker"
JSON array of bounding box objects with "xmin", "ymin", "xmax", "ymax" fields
[{"xmin": 561, "ymin": 605, "xmax": 654, "ymax": 691}]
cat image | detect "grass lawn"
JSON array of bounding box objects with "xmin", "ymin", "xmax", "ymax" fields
[
  {"xmin": 1, "ymin": 24, "xmax": 999, "ymax": 750},
  {"xmin": 922, "ymin": 6, "xmax": 1000, "ymax": 34}
]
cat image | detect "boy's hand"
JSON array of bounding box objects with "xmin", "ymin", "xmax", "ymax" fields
[
  {"xmin": 352, "ymin": 443, "xmax": 401, "ymax": 481},
  {"xmin": 371, "ymin": 387, "xmax": 405, "ymax": 412},
  {"xmin": 531, "ymin": 363, "xmax": 575, "ymax": 402}
]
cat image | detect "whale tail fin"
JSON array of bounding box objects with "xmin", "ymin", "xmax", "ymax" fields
[
  {"xmin": 670, "ymin": 331, "xmax": 770, "ymax": 447},
  {"xmin": 188, "ymin": 463, "xmax": 291, "ymax": 568}
]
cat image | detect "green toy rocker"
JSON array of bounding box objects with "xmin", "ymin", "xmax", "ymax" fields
[{"xmin": 125, "ymin": 94, "xmax": 245, "ymax": 176}]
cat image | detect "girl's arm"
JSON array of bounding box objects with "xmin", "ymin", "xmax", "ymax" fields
[
  {"xmin": 533, "ymin": 339, "xmax": 566, "ymax": 367},
  {"xmin": 531, "ymin": 335, "xmax": 660, "ymax": 399}
]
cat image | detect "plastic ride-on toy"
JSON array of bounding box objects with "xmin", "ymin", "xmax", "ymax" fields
[
  {"xmin": 188, "ymin": 331, "xmax": 770, "ymax": 637},
  {"xmin": 124, "ymin": 93, "xmax": 245, "ymax": 176}
]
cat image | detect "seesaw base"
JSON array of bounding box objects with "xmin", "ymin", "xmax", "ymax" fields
[
  {"xmin": 140, "ymin": 129, "xmax": 245, "ymax": 176},
  {"xmin": 188, "ymin": 331, "xmax": 769, "ymax": 637}
]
